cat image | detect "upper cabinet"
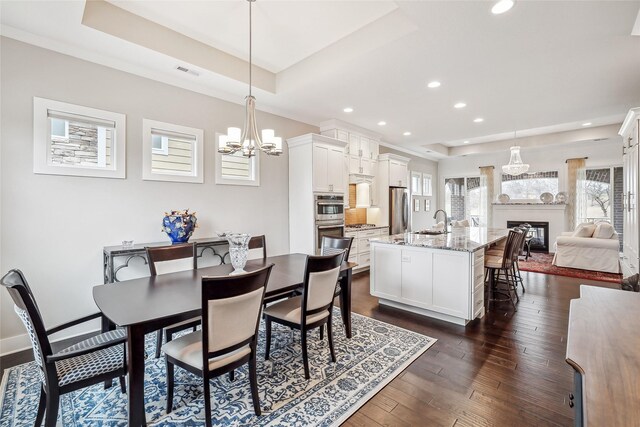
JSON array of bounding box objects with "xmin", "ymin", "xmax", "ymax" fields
[
  {"xmin": 320, "ymin": 119, "xmax": 381, "ymax": 177},
  {"xmin": 288, "ymin": 133, "xmax": 347, "ymax": 195},
  {"xmin": 379, "ymin": 153, "xmax": 410, "ymax": 188}
]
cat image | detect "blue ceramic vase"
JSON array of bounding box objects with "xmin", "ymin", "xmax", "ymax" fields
[{"xmin": 163, "ymin": 213, "xmax": 197, "ymax": 244}]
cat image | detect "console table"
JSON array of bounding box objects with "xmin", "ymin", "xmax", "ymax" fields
[
  {"xmin": 102, "ymin": 237, "xmax": 229, "ymax": 283},
  {"xmin": 566, "ymin": 285, "xmax": 640, "ymax": 426}
]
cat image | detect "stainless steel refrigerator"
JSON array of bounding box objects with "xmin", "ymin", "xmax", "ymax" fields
[{"xmin": 389, "ymin": 187, "xmax": 409, "ymax": 234}]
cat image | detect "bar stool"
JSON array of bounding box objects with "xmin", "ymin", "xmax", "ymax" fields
[
  {"xmin": 484, "ymin": 228, "xmax": 523, "ymax": 311},
  {"xmin": 512, "ymin": 224, "xmax": 530, "ymax": 293}
]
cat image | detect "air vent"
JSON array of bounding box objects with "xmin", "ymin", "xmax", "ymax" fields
[{"xmin": 176, "ymin": 66, "xmax": 200, "ymax": 77}]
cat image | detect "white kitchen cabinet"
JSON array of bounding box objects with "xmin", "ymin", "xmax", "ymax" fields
[
  {"xmin": 311, "ymin": 142, "xmax": 345, "ymax": 193},
  {"xmin": 370, "ymin": 242, "xmax": 485, "ymax": 325},
  {"xmin": 348, "ymin": 156, "xmax": 376, "ymax": 176},
  {"xmin": 389, "ymin": 160, "xmax": 408, "ymax": 187},
  {"xmin": 346, "ymin": 227, "xmax": 389, "ymax": 271}
]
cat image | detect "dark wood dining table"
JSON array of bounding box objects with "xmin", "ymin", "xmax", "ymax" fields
[{"xmin": 93, "ymin": 253, "xmax": 355, "ymax": 426}]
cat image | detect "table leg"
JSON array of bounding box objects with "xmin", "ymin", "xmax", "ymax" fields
[
  {"xmin": 127, "ymin": 324, "xmax": 147, "ymax": 426},
  {"xmin": 102, "ymin": 315, "xmax": 116, "ymax": 389},
  {"xmin": 340, "ymin": 269, "xmax": 353, "ymax": 339}
]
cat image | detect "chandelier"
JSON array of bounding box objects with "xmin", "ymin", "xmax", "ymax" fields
[
  {"xmin": 502, "ymin": 146, "xmax": 529, "ymax": 176},
  {"xmin": 218, "ymin": 0, "xmax": 282, "ymax": 158}
]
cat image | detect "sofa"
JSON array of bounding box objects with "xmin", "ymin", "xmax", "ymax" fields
[{"xmin": 552, "ymin": 222, "xmax": 620, "ymax": 274}]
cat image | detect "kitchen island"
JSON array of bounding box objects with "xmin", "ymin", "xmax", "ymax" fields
[{"xmin": 370, "ymin": 227, "xmax": 509, "ymax": 325}]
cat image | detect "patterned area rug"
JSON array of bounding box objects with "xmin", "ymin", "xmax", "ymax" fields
[
  {"xmin": 0, "ymin": 310, "xmax": 435, "ymax": 426},
  {"xmin": 518, "ymin": 252, "xmax": 622, "ymax": 284}
]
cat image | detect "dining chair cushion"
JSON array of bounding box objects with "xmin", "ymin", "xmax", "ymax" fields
[
  {"xmin": 485, "ymin": 248, "xmax": 503, "ymax": 257},
  {"xmin": 57, "ymin": 329, "xmax": 126, "ymax": 355},
  {"xmin": 206, "ymin": 287, "xmax": 264, "ymax": 353},
  {"xmin": 153, "ymin": 258, "xmax": 195, "ymax": 276},
  {"xmin": 307, "ymin": 266, "xmax": 341, "ymax": 311},
  {"xmin": 263, "ymin": 296, "xmax": 329, "ymax": 325},
  {"xmin": 484, "ymin": 255, "xmax": 504, "ymax": 269},
  {"xmin": 55, "ymin": 342, "xmax": 124, "ymax": 386},
  {"xmin": 162, "ymin": 330, "xmax": 251, "ymax": 371}
]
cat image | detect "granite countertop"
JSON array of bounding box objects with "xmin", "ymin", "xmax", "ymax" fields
[
  {"xmin": 344, "ymin": 225, "xmax": 389, "ymax": 232},
  {"xmin": 370, "ymin": 227, "xmax": 509, "ymax": 252}
]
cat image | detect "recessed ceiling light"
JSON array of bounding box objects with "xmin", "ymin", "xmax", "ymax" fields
[
  {"xmin": 343, "ymin": 107, "xmax": 354, "ymax": 113},
  {"xmin": 427, "ymin": 81, "xmax": 441, "ymax": 89},
  {"xmin": 582, "ymin": 122, "xmax": 592, "ymax": 126},
  {"xmin": 454, "ymin": 102, "xmax": 467, "ymax": 109},
  {"xmin": 492, "ymin": 0, "xmax": 514, "ymax": 15},
  {"xmin": 403, "ymin": 131, "xmax": 411, "ymax": 136},
  {"xmin": 463, "ymin": 140, "xmax": 470, "ymax": 144},
  {"xmin": 473, "ymin": 118, "xmax": 484, "ymax": 123},
  {"xmin": 378, "ymin": 121, "xmax": 386, "ymax": 126}
]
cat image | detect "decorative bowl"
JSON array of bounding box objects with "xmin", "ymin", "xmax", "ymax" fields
[
  {"xmin": 555, "ymin": 192, "xmax": 568, "ymax": 203},
  {"xmin": 497, "ymin": 193, "xmax": 510, "ymax": 203},
  {"xmin": 540, "ymin": 192, "xmax": 554, "ymax": 204}
]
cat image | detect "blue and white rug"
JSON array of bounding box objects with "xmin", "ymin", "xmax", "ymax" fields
[{"xmin": 0, "ymin": 310, "xmax": 435, "ymax": 426}]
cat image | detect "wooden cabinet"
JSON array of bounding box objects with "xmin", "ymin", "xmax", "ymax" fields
[
  {"xmin": 370, "ymin": 242, "xmax": 485, "ymax": 325},
  {"xmin": 620, "ymin": 108, "xmax": 640, "ymax": 277}
]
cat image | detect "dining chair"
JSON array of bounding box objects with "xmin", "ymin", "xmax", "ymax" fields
[
  {"xmin": 264, "ymin": 251, "xmax": 345, "ymax": 379},
  {"xmin": 320, "ymin": 236, "xmax": 353, "ymax": 337},
  {"xmin": 248, "ymin": 235, "xmax": 267, "ymax": 261},
  {"xmin": 162, "ymin": 264, "xmax": 274, "ymax": 425},
  {"xmin": 146, "ymin": 243, "xmax": 200, "ymax": 359},
  {"xmin": 1, "ymin": 269, "xmax": 127, "ymax": 427},
  {"xmin": 484, "ymin": 229, "xmax": 523, "ymax": 311}
]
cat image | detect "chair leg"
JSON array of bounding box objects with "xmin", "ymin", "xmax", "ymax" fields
[
  {"xmin": 327, "ymin": 318, "xmax": 336, "ymax": 363},
  {"xmin": 228, "ymin": 370, "xmax": 235, "ymax": 382},
  {"xmin": 44, "ymin": 388, "xmax": 59, "ymax": 427},
  {"xmin": 119, "ymin": 376, "xmax": 126, "ymax": 394},
  {"xmin": 203, "ymin": 376, "xmax": 212, "ymax": 427},
  {"xmin": 35, "ymin": 385, "xmax": 46, "ymax": 427},
  {"xmin": 166, "ymin": 359, "xmax": 174, "ymax": 414},
  {"xmin": 264, "ymin": 318, "xmax": 272, "ymax": 361},
  {"xmin": 319, "ymin": 324, "xmax": 324, "ymax": 341},
  {"xmin": 516, "ymin": 260, "xmax": 525, "ymax": 293},
  {"xmin": 301, "ymin": 329, "xmax": 310, "ymax": 380},
  {"xmin": 248, "ymin": 353, "xmax": 261, "ymax": 416},
  {"xmin": 155, "ymin": 329, "xmax": 163, "ymax": 359}
]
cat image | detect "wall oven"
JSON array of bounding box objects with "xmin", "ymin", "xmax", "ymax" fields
[{"xmin": 314, "ymin": 194, "xmax": 345, "ymax": 253}]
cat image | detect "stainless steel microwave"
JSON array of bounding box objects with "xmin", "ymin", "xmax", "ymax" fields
[{"xmin": 315, "ymin": 194, "xmax": 345, "ymax": 222}]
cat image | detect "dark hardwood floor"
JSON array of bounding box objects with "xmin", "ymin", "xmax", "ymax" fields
[
  {"xmin": 0, "ymin": 270, "xmax": 618, "ymax": 426},
  {"xmin": 345, "ymin": 270, "xmax": 618, "ymax": 427}
]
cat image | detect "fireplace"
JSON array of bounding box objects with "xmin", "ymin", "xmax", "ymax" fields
[{"xmin": 507, "ymin": 221, "xmax": 550, "ymax": 253}]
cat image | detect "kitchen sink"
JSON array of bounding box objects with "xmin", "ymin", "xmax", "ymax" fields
[{"xmin": 413, "ymin": 230, "xmax": 445, "ymax": 235}]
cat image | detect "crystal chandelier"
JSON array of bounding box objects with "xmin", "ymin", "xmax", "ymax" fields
[
  {"xmin": 218, "ymin": 0, "xmax": 282, "ymax": 158},
  {"xmin": 502, "ymin": 146, "xmax": 529, "ymax": 176}
]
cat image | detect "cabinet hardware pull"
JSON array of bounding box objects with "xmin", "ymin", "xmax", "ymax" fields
[{"xmin": 569, "ymin": 401, "xmax": 574, "ymax": 408}]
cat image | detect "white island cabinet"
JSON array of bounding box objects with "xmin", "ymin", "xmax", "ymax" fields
[{"xmin": 370, "ymin": 228, "xmax": 508, "ymax": 325}]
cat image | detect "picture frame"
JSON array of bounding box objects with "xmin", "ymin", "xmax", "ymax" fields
[
  {"xmin": 414, "ymin": 198, "xmax": 420, "ymax": 212},
  {"xmin": 423, "ymin": 173, "xmax": 432, "ymax": 197},
  {"xmin": 424, "ymin": 199, "xmax": 430, "ymax": 211},
  {"xmin": 411, "ymin": 171, "xmax": 422, "ymax": 196}
]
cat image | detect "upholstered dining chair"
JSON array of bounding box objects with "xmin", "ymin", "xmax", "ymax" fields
[
  {"xmin": 484, "ymin": 228, "xmax": 523, "ymax": 311},
  {"xmin": 1, "ymin": 269, "xmax": 127, "ymax": 427},
  {"xmin": 264, "ymin": 251, "xmax": 345, "ymax": 379},
  {"xmin": 162, "ymin": 264, "xmax": 274, "ymax": 426},
  {"xmin": 146, "ymin": 243, "xmax": 200, "ymax": 358},
  {"xmin": 320, "ymin": 236, "xmax": 353, "ymax": 336}
]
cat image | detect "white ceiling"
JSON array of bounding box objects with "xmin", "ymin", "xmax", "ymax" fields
[{"xmin": 2, "ymin": 0, "xmax": 640, "ymax": 158}]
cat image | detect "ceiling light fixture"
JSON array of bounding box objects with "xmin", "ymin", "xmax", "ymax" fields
[
  {"xmin": 218, "ymin": 0, "xmax": 281, "ymax": 158},
  {"xmin": 492, "ymin": 0, "xmax": 514, "ymax": 15},
  {"xmin": 378, "ymin": 121, "xmax": 387, "ymax": 126},
  {"xmin": 463, "ymin": 140, "xmax": 470, "ymax": 144},
  {"xmin": 343, "ymin": 107, "xmax": 354, "ymax": 113},
  {"xmin": 403, "ymin": 132, "xmax": 411, "ymax": 136},
  {"xmin": 502, "ymin": 146, "xmax": 529, "ymax": 176},
  {"xmin": 473, "ymin": 118, "xmax": 484, "ymax": 123},
  {"xmin": 454, "ymin": 102, "xmax": 467, "ymax": 109},
  {"xmin": 582, "ymin": 122, "xmax": 592, "ymax": 126},
  {"xmin": 427, "ymin": 81, "xmax": 441, "ymax": 88}
]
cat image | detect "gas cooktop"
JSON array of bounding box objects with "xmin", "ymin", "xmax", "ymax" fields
[{"xmin": 346, "ymin": 223, "xmax": 378, "ymax": 229}]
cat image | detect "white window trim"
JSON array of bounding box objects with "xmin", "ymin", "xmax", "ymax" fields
[
  {"xmin": 215, "ymin": 133, "xmax": 260, "ymax": 187},
  {"xmin": 151, "ymin": 135, "xmax": 169, "ymax": 156},
  {"xmin": 50, "ymin": 118, "xmax": 69, "ymax": 140},
  {"xmin": 33, "ymin": 97, "xmax": 126, "ymax": 179},
  {"xmin": 142, "ymin": 119, "xmax": 204, "ymax": 184}
]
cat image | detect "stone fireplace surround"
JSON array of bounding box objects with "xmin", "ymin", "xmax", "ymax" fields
[{"xmin": 492, "ymin": 203, "xmax": 567, "ymax": 253}]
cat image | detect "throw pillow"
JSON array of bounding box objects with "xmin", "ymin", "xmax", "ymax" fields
[
  {"xmin": 572, "ymin": 223, "xmax": 596, "ymax": 238},
  {"xmin": 593, "ymin": 222, "xmax": 615, "ymax": 239}
]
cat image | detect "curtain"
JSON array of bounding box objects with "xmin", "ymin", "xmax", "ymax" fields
[
  {"xmin": 479, "ymin": 166, "xmax": 495, "ymax": 227},
  {"xmin": 567, "ymin": 158, "xmax": 586, "ymax": 230}
]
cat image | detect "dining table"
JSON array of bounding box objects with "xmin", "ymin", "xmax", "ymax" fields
[{"xmin": 93, "ymin": 253, "xmax": 355, "ymax": 426}]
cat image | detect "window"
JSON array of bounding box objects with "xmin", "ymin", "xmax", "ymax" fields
[
  {"xmin": 142, "ymin": 119, "xmax": 204, "ymax": 183},
  {"xmin": 33, "ymin": 97, "xmax": 125, "ymax": 179},
  {"xmin": 215, "ymin": 134, "xmax": 260, "ymax": 186},
  {"xmin": 501, "ymin": 171, "xmax": 559, "ymax": 200},
  {"xmin": 444, "ymin": 176, "xmax": 480, "ymax": 223}
]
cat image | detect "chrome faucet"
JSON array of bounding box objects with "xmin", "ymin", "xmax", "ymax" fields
[{"xmin": 433, "ymin": 209, "xmax": 449, "ymax": 233}]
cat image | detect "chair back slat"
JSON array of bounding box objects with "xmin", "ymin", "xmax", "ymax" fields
[
  {"xmin": 302, "ymin": 252, "xmax": 344, "ymax": 316},
  {"xmin": 247, "ymin": 235, "xmax": 267, "ymax": 261},
  {"xmin": 201, "ymin": 264, "xmax": 273, "ymax": 356},
  {"xmin": 146, "ymin": 243, "xmax": 196, "ymax": 276},
  {"xmin": 321, "ymin": 236, "xmax": 353, "ymax": 260},
  {"xmin": 1, "ymin": 269, "xmax": 52, "ymax": 384},
  {"xmin": 501, "ymin": 229, "xmax": 523, "ymax": 268}
]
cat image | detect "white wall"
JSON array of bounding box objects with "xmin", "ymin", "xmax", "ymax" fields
[
  {"xmin": 437, "ymin": 138, "xmax": 623, "ymax": 212},
  {"xmin": 0, "ymin": 38, "xmax": 317, "ymax": 354},
  {"xmin": 379, "ymin": 146, "xmax": 439, "ymax": 231}
]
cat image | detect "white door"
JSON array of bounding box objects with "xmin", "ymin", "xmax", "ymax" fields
[{"xmin": 312, "ymin": 144, "xmax": 329, "ymax": 192}]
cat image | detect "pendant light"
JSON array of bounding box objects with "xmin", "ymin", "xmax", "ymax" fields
[
  {"xmin": 502, "ymin": 129, "xmax": 529, "ymax": 175},
  {"xmin": 218, "ymin": 0, "xmax": 282, "ymax": 158}
]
